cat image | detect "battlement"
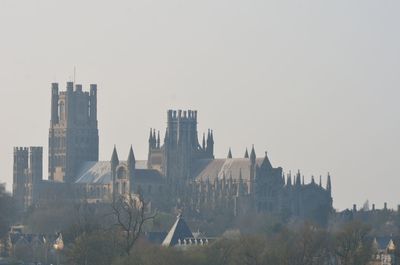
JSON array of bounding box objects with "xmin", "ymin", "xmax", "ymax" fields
[
  {"xmin": 14, "ymin": 146, "xmax": 43, "ymax": 158},
  {"xmin": 29, "ymin": 146, "xmax": 43, "ymax": 154},
  {"xmin": 14, "ymin": 147, "xmax": 29, "ymax": 153},
  {"xmin": 167, "ymin": 109, "xmax": 198, "ymax": 122},
  {"xmin": 50, "ymin": 81, "xmax": 98, "ymax": 126},
  {"xmin": 51, "ymin": 82, "xmax": 97, "ymax": 95}
]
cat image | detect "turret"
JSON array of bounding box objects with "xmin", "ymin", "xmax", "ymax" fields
[
  {"xmin": 202, "ymin": 133, "xmax": 206, "ymax": 150},
  {"xmin": 157, "ymin": 131, "xmax": 161, "ymax": 149},
  {"xmin": 51, "ymin": 83, "xmax": 59, "ymax": 125},
  {"xmin": 89, "ymin": 84, "xmax": 97, "ymax": 123}
]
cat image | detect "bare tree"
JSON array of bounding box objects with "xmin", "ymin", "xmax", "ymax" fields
[
  {"xmin": 112, "ymin": 193, "xmax": 156, "ymax": 256},
  {"xmin": 335, "ymin": 221, "xmax": 372, "ymax": 265}
]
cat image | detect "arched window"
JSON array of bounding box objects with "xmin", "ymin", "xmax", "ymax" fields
[{"xmin": 117, "ymin": 167, "xmax": 127, "ymax": 179}]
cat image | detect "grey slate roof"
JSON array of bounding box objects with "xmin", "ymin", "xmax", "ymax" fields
[
  {"xmin": 374, "ymin": 236, "xmax": 396, "ymax": 251},
  {"xmin": 162, "ymin": 215, "xmax": 194, "ymax": 247},
  {"xmin": 191, "ymin": 158, "xmax": 265, "ymax": 182},
  {"xmin": 75, "ymin": 155, "xmax": 273, "ymax": 185}
]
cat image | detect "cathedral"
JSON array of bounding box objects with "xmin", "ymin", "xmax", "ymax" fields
[{"xmin": 13, "ymin": 82, "xmax": 333, "ymax": 223}]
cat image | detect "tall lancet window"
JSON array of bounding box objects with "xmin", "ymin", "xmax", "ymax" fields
[{"xmin": 59, "ymin": 101, "xmax": 65, "ymax": 121}]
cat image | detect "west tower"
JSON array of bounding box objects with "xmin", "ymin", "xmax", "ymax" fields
[{"xmin": 48, "ymin": 82, "xmax": 99, "ymax": 183}]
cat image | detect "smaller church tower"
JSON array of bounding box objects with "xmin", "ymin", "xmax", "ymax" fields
[
  {"xmin": 13, "ymin": 147, "xmax": 29, "ymax": 211},
  {"xmin": 13, "ymin": 146, "xmax": 43, "ymax": 211}
]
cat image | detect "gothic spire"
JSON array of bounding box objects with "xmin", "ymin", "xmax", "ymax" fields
[
  {"xmin": 326, "ymin": 173, "xmax": 332, "ymax": 194},
  {"xmin": 296, "ymin": 170, "xmax": 301, "ymax": 186},
  {"xmin": 227, "ymin": 148, "xmax": 232, "ymax": 159},
  {"xmin": 111, "ymin": 145, "xmax": 119, "ymax": 168},
  {"xmin": 287, "ymin": 172, "xmax": 292, "ymax": 186},
  {"xmin": 202, "ymin": 133, "xmax": 206, "ymax": 150},
  {"xmin": 127, "ymin": 145, "xmax": 135, "ymax": 168},
  {"xmin": 250, "ymin": 145, "xmax": 256, "ymax": 164},
  {"xmin": 244, "ymin": 148, "xmax": 249, "ymax": 158}
]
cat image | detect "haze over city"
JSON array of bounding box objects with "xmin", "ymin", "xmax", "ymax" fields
[{"xmin": 1, "ymin": 0, "xmax": 400, "ymax": 211}]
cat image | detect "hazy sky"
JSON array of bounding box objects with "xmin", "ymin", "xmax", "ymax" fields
[{"xmin": 0, "ymin": 0, "xmax": 399, "ymax": 210}]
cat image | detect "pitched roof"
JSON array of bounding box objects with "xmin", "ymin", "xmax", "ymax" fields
[
  {"xmin": 191, "ymin": 158, "xmax": 264, "ymax": 182},
  {"xmin": 162, "ymin": 215, "xmax": 193, "ymax": 247},
  {"xmin": 374, "ymin": 236, "xmax": 396, "ymax": 251}
]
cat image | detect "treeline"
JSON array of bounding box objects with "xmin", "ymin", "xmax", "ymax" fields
[
  {"xmin": 4, "ymin": 194, "xmax": 400, "ymax": 265},
  {"xmin": 66, "ymin": 220, "xmax": 373, "ymax": 265},
  {"xmin": 0, "ymin": 188, "xmax": 16, "ymax": 239}
]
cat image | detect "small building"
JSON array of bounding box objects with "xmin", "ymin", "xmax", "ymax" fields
[
  {"xmin": 162, "ymin": 214, "xmax": 214, "ymax": 249},
  {"xmin": 370, "ymin": 237, "xmax": 396, "ymax": 265}
]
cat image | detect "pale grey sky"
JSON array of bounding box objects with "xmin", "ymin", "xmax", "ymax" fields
[{"xmin": 0, "ymin": 0, "xmax": 399, "ymax": 210}]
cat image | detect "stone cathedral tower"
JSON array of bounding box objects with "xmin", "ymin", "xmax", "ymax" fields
[
  {"xmin": 162, "ymin": 110, "xmax": 214, "ymax": 182},
  {"xmin": 48, "ymin": 82, "xmax": 99, "ymax": 183}
]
